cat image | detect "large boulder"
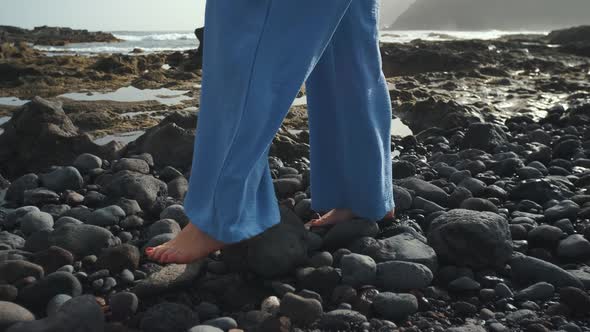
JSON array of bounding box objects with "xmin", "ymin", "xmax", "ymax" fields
[
  {"xmin": 394, "ymin": 97, "xmax": 483, "ymax": 134},
  {"xmin": 102, "ymin": 170, "xmax": 167, "ymax": 211},
  {"xmin": 222, "ymin": 204, "xmax": 308, "ymax": 278},
  {"xmin": 0, "ymin": 97, "xmax": 120, "ymax": 178},
  {"xmin": 121, "ymin": 111, "xmax": 196, "ymax": 168},
  {"xmin": 460, "ymin": 123, "xmax": 508, "ymax": 152},
  {"xmin": 427, "ymin": 209, "xmax": 512, "ymax": 269}
]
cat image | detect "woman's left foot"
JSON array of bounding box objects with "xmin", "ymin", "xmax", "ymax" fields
[
  {"xmin": 306, "ymin": 208, "xmax": 395, "ymax": 227},
  {"xmin": 145, "ymin": 223, "xmax": 225, "ymax": 264}
]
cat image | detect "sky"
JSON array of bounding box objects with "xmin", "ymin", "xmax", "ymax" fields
[
  {"xmin": 0, "ymin": 0, "xmax": 412, "ymax": 32},
  {"xmin": 0, "ymin": 0, "xmax": 207, "ymax": 31}
]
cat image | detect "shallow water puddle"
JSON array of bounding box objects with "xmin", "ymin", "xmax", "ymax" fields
[
  {"xmin": 93, "ymin": 130, "xmax": 145, "ymax": 146},
  {"xmin": 59, "ymin": 86, "xmax": 191, "ymax": 106},
  {"xmin": 391, "ymin": 118, "xmax": 413, "ymax": 137},
  {"xmin": 0, "ymin": 97, "xmax": 29, "ymax": 106}
]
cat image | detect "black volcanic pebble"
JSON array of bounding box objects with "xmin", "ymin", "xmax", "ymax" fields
[
  {"xmin": 140, "ymin": 302, "xmax": 199, "ymax": 332},
  {"xmin": 109, "ymin": 292, "xmax": 139, "ymax": 321}
]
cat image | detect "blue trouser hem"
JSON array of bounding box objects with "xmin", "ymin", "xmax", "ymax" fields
[{"xmin": 311, "ymin": 195, "xmax": 396, "ymax": 222}]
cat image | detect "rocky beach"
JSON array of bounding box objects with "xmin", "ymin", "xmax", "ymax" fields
[{"xmin": 0, "ymin": 24, "xmax": 590, "ymax": 332}]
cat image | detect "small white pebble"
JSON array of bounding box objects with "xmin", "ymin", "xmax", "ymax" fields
[{"xmin": 261, "ymin": 296, "xmax": 280, "ymax": 315}]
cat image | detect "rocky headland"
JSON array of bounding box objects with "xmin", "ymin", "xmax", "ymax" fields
[
  {"xmin": 389, "ymin": 0, "xmax": 590, "ymax": 30},
  {"xmin": 0, "ymin": 25, "xmax": 120, "ymax": 46},
  {"xmin": 0, "ymin": 25, "xmax": 589, "ymax": 332}
]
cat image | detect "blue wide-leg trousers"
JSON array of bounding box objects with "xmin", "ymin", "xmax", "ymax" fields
[{"xmin": 183, "ymin": 0, "xmax": 395, "ymax": 243}]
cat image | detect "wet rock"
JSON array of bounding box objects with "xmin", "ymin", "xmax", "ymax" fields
[
  {"xmin": 557, "ymin": 234, "xmax": 590, "ymax": 261},
  {"xmin": 350, "ymin": 233, "xmax": 437, "ymax": 270},
  {"xmin": 46, "ymin": 294, "xmax": 72, "ymax": 316},
  {"xmin": 132, "ymin": 262, "xmax": 204, "ymax": 298},
  {"xmin": 376, "ymin": 261, "xmax": 433, "ymax": 291},
  {"xmin": 322, "ymin": 218, "xmax": 379, "ymax": 249},
  {"xmin": 427, "ymin": 209, "xmax": 512, "ymax": 269},
  {"xmin": 5, "ymin": 174, "xmax": 39, "ymax": 204},
  {"xmin": 17, "ymin": 271, "xmax": 82, "ymax": 310},
  {"xmin": 146, "ymin": 219, "xmax": 181, "ymax": 238},
  {"xmin": 47, "ymin": 224, "xmax": 118, "ymax": 258},
  {"xmin": 112, "ymin": 158, "xmax": 150, "ymax": 174},
  {"xmin": 559, "ymin": 286, "xmax": 590, "ymax": 316},
  {"xmin": 460, "ymin": 123, "xmax": 508, "ymax": 152},
  {"xmin": 394, "ymin": 96, "xmax": 481, "ymax": 134},
  {"xmin": 139, "ymin": 302, "xmax": 199, "ymax": 332},
  {"xmin": 0, "ymin": 97, "xmax": 119, "ymax": 178},
  {"xmin": 122, "ymin": 111, "xmax": 196, "ymax": 168},
  {"xmin": 372, "ymin": 292, "xmax": 418, "ymax": 321},
  {"xmin": 188, "ymin": 326, "xmax": 223, "ymax": 332},
  {"xmin": 279, "ymin": 292, "xmax": 322, "ymax": 326},
  {"xmin": 0, "ymin": 260, "xmax": 44, "ymax": 283},
  {"xmin": 73, "ymin": 153, "xmax": 102, "ymax": 173},
  {"xmin": 448, "ymin": 276, "xmax": 481, "ymax": 292},
  {"xmin": 392, "ymin": 185, "xmax": 413, "ymax": 211},
  {"xmin": 340, "ymin": 253, "xmax": 377, "ymax": 287},
  {"xmin": 544, "ymin": 200, "xmax": 580, "ymax": 222},
  {"xmin": 7, "ymin": 295, "xmax": 104, "ymax": 332},
  {"xmin": 23, "ymin": 188, "xmax": 60, "ymax": 206},
  {"xmin": 201, "ymin": 317, "xmax": 237, "ymax": 331},
  {"xmin": 223, "ymin": 205, "xmax": 307, "ymax": 278},
  {"xmin": 396, "ymin": 177, "xmax": 449, "ymax": 206},
  {"xmin": 317, "ymin": 309, "xmax": 367, "ymax": 331},
  {"xmin": 514, "ymin": 282, "xmax": 555, "ymax": 301},
  {"xmin": 509, "ymin": 254, "xmax": 584, "ymax": 289},
  {"xmin": 159, "ymin": 204, "xmax": 190, "ymax": 228},
  {"xmin": 273, "ymin": 178, "xmax": 303, "ymax": 198},
  {"xmin": 115, "ymin": 198, "xmax": 141, "ymax": 216},
  {"xmin": 0, "ymin": 231, "xmax": 25, "ymax": 250},
  {"xmin": 0, "ymin": 285, "xmax": 18, "ymax": 301},
  {"xmin": 527, "ymin": 224, "xmax": 564, "ymax": 249},
  {"xmin": 0, "ymin": 301, "xmax": 34, "ymax": 330},
  {"xmin": 446, "ymin": 324, "xmax": 486, "ymax": 332},
  {"xmin": 19, "ymin": 211, "xmax": 54, "ymax": 235},
  {"xmin": 167, "ymin": 176, "xmax": 188, "ymax": 200},
  {"xmin": 86, "ymin": 205, "xmax": 126, "ymax": 227},
  {"xmin": 297, "ymin": 266, "xmax": 340, "ymax": 295},
  {"xmin": 308, "ymin": 251, "xmax": 333, "ymax": 268},
  {"xmin": 459, "ymin": 197, "xmax": 498, "ymax": 213},
  {"xmin": 96, "ymin": 244, "xmax": 139, "ymax": 274},
  {"xmin": 102, "ymin": 170, "xmax": 167, "ymax": 211},
  {"xmin": 39, "ymin": 167, "xmax": 83, "ymax": 193},
  {"xmin": 505, "ymin": 309, "xmax": 538, "ymax": 325},
  {"xmin": 109, "ymin": 292, "xmax": 138, "ymax": 321},
  {"xmin": 509, "ymin": 179, "xmax": 567, "ymax": 204}
]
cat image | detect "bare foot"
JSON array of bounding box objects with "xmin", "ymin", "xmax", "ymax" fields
[
  {"xmin": 306, "ymin": 208, "xmax": 395, "ymax": 227},
  {"xmin": 145, "ymin": 223, "xmax": 225, "ymax": 264}
]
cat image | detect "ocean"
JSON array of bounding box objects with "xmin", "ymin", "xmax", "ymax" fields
[{"xmin": 33, "ymin": 29, "xmax": 550, "ymax": 55}]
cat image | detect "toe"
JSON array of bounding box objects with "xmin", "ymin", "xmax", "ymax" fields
[
  {"xmin": 160, "ymin": 248, "xmax": 179, "ymax": 264},
  {"xmin": 151, "ymin": 245, "xmax": 167, "ymax": 262}
]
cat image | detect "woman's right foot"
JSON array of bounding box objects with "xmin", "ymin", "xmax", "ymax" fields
[
  {"xmin": 305, "ymin": 208, "xmax": 395, "ymax": 227},
  {"xmin": 145, "ymin": 223, "xmax": 225, "ymax": 264}
]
